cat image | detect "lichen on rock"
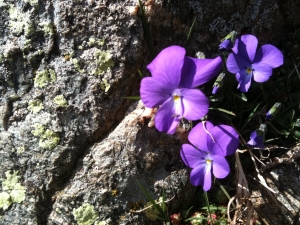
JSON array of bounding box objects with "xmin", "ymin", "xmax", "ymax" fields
[
  {"xmin": 92, "ymin": 50, "xmax": 114, "ymax": 76},
  {"xmin": 31, "ymin": 123, "xmax": 45, "ymax": 137},
  {"xmin": 73, "ymin": 203, "xmax": 98, "ymax": 225},
  {"xmin": 34, "ymin": 69, "xmax": 56, "ymax": 88},
  {"xmin": 53, "ymin": 95, "xmax": 68, "ymax": 107},
  {"xmin": 27, "ymin": 99, "xmax": 44, "ymax": 113},
  {"xmin": 0, "ymin": 171, "xmax": 26, "ymax": 210},
  {"xmin": 38, "ymin": 129, "xmax": 60, "ymax": 150}
]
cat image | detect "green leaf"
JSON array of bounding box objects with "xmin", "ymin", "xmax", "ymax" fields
[
  {"xmin": 232, "ymin": 92, "xmax": 247, "ymax": 101},
  {"xmin": 209, "ymin": 107, "xmax": 236, "ymax": 116},
  {"xmin": 186, "ymin": 17, "xmax": 197, "ymax": 43},
  {"xmin": 292, "ymin": 130, "xmax": 300, "ymax": 140},
  {"xmin": 138, "ymin": 70, "xmax": 143, "ymax": 77},
  {"xmin": 122, "ymin": 96, "xmax": 141, "ymax": 100},
  {"xmin": 241, "ymin": 102, "xmax": 261, "ymax": 131},
  {"xmin": 209, "ymin": 95, "xmax": 224, "ymax": 102}
]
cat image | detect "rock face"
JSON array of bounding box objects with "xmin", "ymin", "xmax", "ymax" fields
[{"xmin": 0, "ymin": 0, "xmax": 300, "ymax": 224}]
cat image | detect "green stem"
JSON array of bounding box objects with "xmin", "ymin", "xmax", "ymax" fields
[
  {"xmin": 260, "ymin": 83, "xmax": 269, "ymax": 106},
  {"xmin": 215, "ymin": 179, "xmax": 236, "ymax": 208},
  {"xmin": 204, "ymin": 192, "xmax": 212, "ymax": 221},
  {"xmin": 209, "ymin": 107, "xmax": 236, "ymax": 116}
]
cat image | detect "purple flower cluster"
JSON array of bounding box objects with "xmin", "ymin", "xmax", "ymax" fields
[
  {"xmin": 180, "ymin": 121, "xmax": 239, "ymax": 191},
  {"xmin": 139, "ymin": 37, "xmax": 283, "ymax": 191},
  {"xmin": 226, "ymin": 34, "xmax": 283, "ymax": 92},
  {"xmin": 140, "ymin": 46, "xmax": 222, "ymax": 134}
]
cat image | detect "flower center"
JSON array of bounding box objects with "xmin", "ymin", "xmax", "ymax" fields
[
  {"xmin": 246, "ymin": 67, "xmax": 253, "ymax": 75},
  {"xmin": 173, "ymin": 94, "xmax": 181, "ymax": 102},
  {"xmin": 206, "ymin": 159, "xmax": 212, "ymax": 164}
]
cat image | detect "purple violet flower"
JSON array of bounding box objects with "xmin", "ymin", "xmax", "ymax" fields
[
  {"xmin": 247, "ymin": 124, "xmax": 267, "ymax": 149},
  {"xmin": 226, "ymin": 34, "xmax": 284, "ymax": 92},
  {"xmin": 180, "ymin": 121, "xmax": 239, "ymax": 191},
  {"xmin": 140, "ymin": 46, "xmax": 222, "ymax": 134}
]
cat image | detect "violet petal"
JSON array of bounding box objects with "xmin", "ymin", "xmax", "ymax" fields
[
  {"xmin": 147, "ymin": 46, "xmax": 185, "ymax": 88},
  {"xmin": 236, "ymin": 70, "xmax": 252, "ymax": 92},
  {"xmin": 254, "ymin": 44, "xmax": 284, "ymax": 68},
  {"xmin": 232, "ymin": 34, "xmax": 258, "ymax": 63},
  {"xmin": 180, "ymin": 144, "xmax": 207, "ymax": 168},
  {"xmin": 252, "ymin": 63, "xmax": 273, "ymax": 83},
  {"xmin": 180, "ymin": 88, "xmax": 209, "ymax": 120},
  {"xmin": 211, "ymin": 154, "xmax": 230, "ymax": 178},
  {"xmin": 154, "ymin": 97, "xmax": 180, "ymax": 134},
  {"xmin": 180, "ymin": 56, "xmax": 222, "ymax": 88},
  {"xmin": 208, "ymin": 124, "xmax": 239, "ymax": 156},
  {"xmin": 140, "ymin": 77, "xmax": 174, "ymax": 108},
  {"xmin": 226, "ymin": 53, "xmax": 251, "ymax": 74},
  {"xmin": 248, "ymin": 130, "xmax": 264, "ymax": 148},
  {"xmin": 188, "ymin": 121, "xmax": 214, "ymax": 152},
  {"xmin": 190, "ymin": 162, "xmax": 212, "ymax": 191}
]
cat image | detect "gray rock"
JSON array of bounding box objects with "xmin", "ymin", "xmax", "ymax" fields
[{"xmin": 0, "ymin": 0, "xmax": 300, "ymax": 224}]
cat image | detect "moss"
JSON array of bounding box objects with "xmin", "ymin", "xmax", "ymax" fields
[
  {"xmin": 31, "ymin": 123, "xmax": 45, "ymax": 137},
  {"xmin": 0, "ymin": 171, "xmax": 26, "ymax": 210},
  {"xmin": 99, "ymin": 78, "xmax": 111, "ymax": 92},
  {"xmin": 53, "ymin": 95, "xmax": 68, "ymax": 107},
  {"xmin": 92, "ymin": 50, "xmax": 114, "ymax": 76},
  {"xmin": 39, "ymin": 129, "xmax": 60, "ymax": 150},
  {"xmin": 27, "ymin": 99, "xmax": 44, "ymax": 113},
  {"xmin": 39, "ymin": 22, "xmax": 54, "ymax": 36},
  {"xmin": 73, "ymin": 203, "xmax": 98, "ymax": 225},
  {"xmin": 34, "ymin": 69, "xmax": 56, "ymax": 88}
]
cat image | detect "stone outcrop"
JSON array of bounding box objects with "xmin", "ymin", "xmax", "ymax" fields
[{"xmin": 0, "ymin": 0, "xmax": 300, "ymax": 224}]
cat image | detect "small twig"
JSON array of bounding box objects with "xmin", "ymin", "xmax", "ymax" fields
[{"xmin": 130, "ymin": 196, "xmax": 175, "ymax": 213}]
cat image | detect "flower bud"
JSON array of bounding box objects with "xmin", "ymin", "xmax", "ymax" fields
[
  {"xmin": 212, "ymin": 72, "xmax": 225, "ymax": 94},
  {"xmin": 219, "ymin": 31, "xmax": 237, "ymax": 50},
  {"xmin": 266, "ymin": 102, "xmax": 281, "ymax": 120},
  {"xmin": 247, "ymin": 123, "xmax": 267, "ymax": 148}
]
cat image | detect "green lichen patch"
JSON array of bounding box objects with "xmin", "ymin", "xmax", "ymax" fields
[
  {"xmin": 23, "ymin": 0, "xmax": 38, "ymax": 7},
  {"xmin": 8, "ymin": 5, "xmax": 34, "ymax": 37},
  {"xmin": 16, "ymin": 146, "xmax": 25, "ymax": 154},
  {"xmin": 92, "ymin": 50, "xmax": 114, "ymax": 76},
  {"xmin": 99, "ymin": 78, "xmax": 111, "ymax": 92},
  {"xmin": 73, "ymin": 203, "xmax": 98, "ymax": 225},
  {"xmin": 34, "ymin": 69, "xmax": 56, "ymax": 88},
  {"xmin": 87, "ymin": 38, "xmax": 105, "ymax": 47},
  {"xmin": 72, "ymin": 58, "xmax": 85, "ymax": 73},
  {"xmin": 0, "ymin": 192, "xmax": 11, "ymax": 210},
  {"xmin": 53, "ymin": 95, "xmax": 68, "ymax": 107},
  {"xmin": 0, "ymin": 171, "xmax": 26, "ymax": 210},
  {"xmin": 27, "ymin": 99, "xmax": 44, "ymax": 113},
  {"xmin": 31, "ymin": 123, "xmax": 45, "ymax": 137},
  {"xmin": 95, "ymin": 221, "xmax": 107, "ymax": 225},
  {"xmin": 39, "ymin": 129, "xmax": 60, "ymax": 150},
  {"xmin": 39, "ymin": 22, "xmax": 54, "ymax": 36}
]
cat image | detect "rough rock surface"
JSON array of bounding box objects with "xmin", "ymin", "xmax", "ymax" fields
[{"xmin": 0, "ymin": 0, "xmax": 300, "ymax": 224}]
